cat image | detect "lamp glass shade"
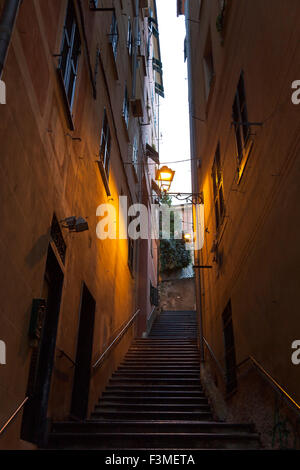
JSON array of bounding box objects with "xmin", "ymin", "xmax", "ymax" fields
[{"xmin": 156, "ymin": 165, "xmax": 175, "ymax": 192}]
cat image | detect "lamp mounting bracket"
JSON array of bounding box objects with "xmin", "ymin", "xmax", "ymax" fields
[{"xmin": 166, "ymin": 192, "xmax": 204, "ymax": 205}]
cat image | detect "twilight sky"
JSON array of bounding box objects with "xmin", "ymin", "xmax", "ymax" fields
[{"xmin": 156, "ymin": 0, "xmax": 191, "ymax": 197}]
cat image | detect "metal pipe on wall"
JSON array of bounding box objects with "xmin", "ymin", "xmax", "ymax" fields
[{"xmin": 0, "ymin": 0, "xmax": 22, "ymax": 78}]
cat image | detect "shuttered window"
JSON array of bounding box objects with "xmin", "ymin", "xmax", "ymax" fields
[
  {"xmin": 59, "ymin": 1, "xmax": 81, "ymax": 110},
  {"xmin": 212, "ymin": 143, "xmax": 225, "ymax": 230}
]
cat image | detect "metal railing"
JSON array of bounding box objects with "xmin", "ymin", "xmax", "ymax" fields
[
  {"xmin": 56, "ymin": 347, "xmax": 77, "ymax": 367},
  {"xmin": 93, "ymin": 308, "xmax": 140, "ymax": 369},
  {"xmin": 0, "ymin": 396, "xmax": 29, "ymax": 436},
  {"xmin": 237, "ymin": 355, "xmax": 300, "ymax": 415},
  {"xmin": 203, "ymin": 336, "xmax": 300, "ymax": 415},
  {"xmin": 203, "ymin": 336, "xmax": 226, "ymax": 381},
  {"xmin": 0, "ymin": 309, "xmax": 140, "ymax": 436}
]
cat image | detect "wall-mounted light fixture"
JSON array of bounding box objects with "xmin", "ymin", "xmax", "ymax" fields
[
  {"xmin": 155, "ymin": 165, "xmax": 175, "ymax": 192},
  {"xmin": 60, "ymin": 216, "xmax": 89, "ymax": 233},
  {"xmin": 183, "ymin": 233, "xmax": 192, "ymax": 242}
]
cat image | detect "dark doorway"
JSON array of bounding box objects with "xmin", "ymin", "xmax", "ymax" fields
[
  {"xmin": 222, "ymin": 300, "xmax": 237, "ymax": 394},
  {"xmin": 21, "ymin": 245, "xmax": 64, "ymax": 445},
  {"xmin": 70, "ymin": 283, "xmax": 96, "ymax": 420}
]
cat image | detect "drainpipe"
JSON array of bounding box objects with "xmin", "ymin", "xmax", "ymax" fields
[
  {"xmin": 185, "ymin": 0, "xmax": 204, "ymax": 362},
  {"xmin": 132, "ymin": 0, "xmax": 139, "ymax": 99},
  {"xmin": 0, "ymin": 0, "xmax": 22, "ymax": 79}
]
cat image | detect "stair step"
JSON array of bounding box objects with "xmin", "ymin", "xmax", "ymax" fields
[
  {"xmin": 102, "ymin": 390, "xmax": 205, "ymax": 397},
  {"xmin": 109, "ymin": 379, "xmax": 201, "ymax": 385},
  {"xmin": 90, "ymin": 411, "xmax": 213, "ymax": 420},
  {"xmin": 99, "ymin": 396, "xmax": 208, "ymax": 404},
  {"xmin": 105, "ymin": 385, "xmax": 203, "ymax": 391},
  {"xmin": 49, "ymin": 432, "xmax": 260, "ymax": 450},
  {"xmin": 117, "ymin": 368, "xmax": 200, "ymax": 373},
  {"xmin": 95, "ymin": 403, "xmax": 210, "ymax": 412},
  {"xmin": 112, "ymin": 373, "xmax": 200, "ymax": 378},
  {"xmin": 52, "ymin": 420, "xmax": 255, "ymax": 435}
]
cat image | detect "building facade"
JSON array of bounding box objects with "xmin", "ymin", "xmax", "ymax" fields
[
  {"xmin": 0, "ymin": 0, "xmax": 163, "ymax": 449},
  {"xmin": 179, "ymin": 0, "xmax": 300, "ymax": 447}
]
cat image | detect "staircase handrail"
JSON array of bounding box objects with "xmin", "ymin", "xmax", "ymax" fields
[
  {"xmin": 92, "ymin": 308, "xmax": 140, "ymax": 369},
  {"xmin": 203, "ymin": 336, "xmax": 226, "ymax": 380},
  {"xmin": 237, "ymin": 355, "xmax": 300, "ymax": 416},
  {"xmin": 0, "ymin": 397, "xmax": 29, "ymax": 436},
  {"xmin": 203, "ymin": 336, "xmax": 300, "ymax": 415}
]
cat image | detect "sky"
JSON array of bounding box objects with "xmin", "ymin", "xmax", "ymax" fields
[{"xmin": 156, "ymin": 0, "xmax": 191, "ymax": 198}]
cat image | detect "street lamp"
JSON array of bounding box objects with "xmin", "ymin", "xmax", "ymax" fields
[
  {"xmin": 155, "ymin": 165, "xmax": 175, "ymax": 192},
  {"xmin": 183, "ymin": 233, "xmax": 192, "ymax": 242}
]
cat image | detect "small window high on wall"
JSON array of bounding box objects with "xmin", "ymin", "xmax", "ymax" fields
[
  {"xmin": 58, "ymin": 1, "xmax": 81, "ymax": 111},
  {"xmin": 232, "ymin": 72, "xmax": 253, "ymax": 181},
  {"xmin": 212, "ymin": 143, "xmax": 225, "ymax": 230}
]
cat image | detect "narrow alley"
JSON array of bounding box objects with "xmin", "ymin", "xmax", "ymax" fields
[{"xmin": 0, "ymin": 0, "xmax": 299, "ymax": 457}]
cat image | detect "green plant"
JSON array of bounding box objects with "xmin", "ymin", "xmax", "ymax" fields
[{"xmin": 160, "ymin": 238, "xmax": 192, "ymax": 273}]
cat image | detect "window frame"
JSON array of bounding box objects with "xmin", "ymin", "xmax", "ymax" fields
[
  {"xmin": 97, "ymin": 109, "xmax": 112, "ymax": 196},
  {"xmin": 100, "ymin": 109, "xmax": 111, "ymax": 177},
  {"xmin": 58, "ymin": 1, "xmax": 81, "ymax": 113},
  {"xmin": 132, "ymin": 135, "xmax": 139, "ymax": 175},
  {"xmin": 232, "ymin": 72, "xmax": 253, "ymax": 182},
  {"xmin": 212, "ymin": 143, "xmax": 225, "ymax": 231},
  {"xmin": 109, "ymin": 11, "xmax": 119, "ymax": 60},
  {"xmin": 122, "ymin": 86, "xmax": 130, "ymax": 128},
  {"xmin": 127, "ymin": 17, "xmax": 133, "ymax": 56}
]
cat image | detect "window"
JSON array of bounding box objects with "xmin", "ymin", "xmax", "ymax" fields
[
  {"xmin": 203, "ymin": 32, "xmax": 214, "ymax": 100},
  {"xmin": 100, "ymin": 109, "xmax": 111, "ymax": 176},
  {"xmin": 123, "ymin": 86, "xmax": 130, "ymax": 128},
  {"xmin": 109, "ymin": 12, "xmax": 119, "ymax": 59},
  {"xmin": 132, "ymin": 135, "xmax": 138, "ymax": 173},
  {"xmin": 59, "ymin": 1, "xmax": 81, "ymax": 111},
  {"xmin": 212, "ymin": 144, "xmax": 225, "ymax": 230},
  {"xmin": 127, "ymin": 18, "xmax": 132, "ymax": 55},
  {"xmin": 232, "ymin": 72, "xmax": 251, "ymax": 179},
  {"xmin": 222, "ymin": 300, "xmax": 237, "ymax": 394}
]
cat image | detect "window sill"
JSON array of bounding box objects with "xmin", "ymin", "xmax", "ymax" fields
[
  {"xmin": 97, "ymin": 160, "xmax": 111, "ymax": 196},
  {"xmin": 237, "ymin": 138, "xmax": 254, "ymax": 184},
  {"xmin": 56, "ymin": 68, "xmax": 75, "ymax": 131}
]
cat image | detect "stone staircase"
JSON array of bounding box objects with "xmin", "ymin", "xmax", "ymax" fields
[{"xmin": 49, "ymin": 310, "xmax": 260, "ymax": 449}]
